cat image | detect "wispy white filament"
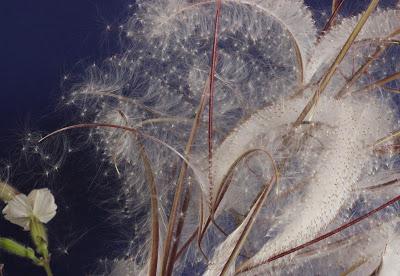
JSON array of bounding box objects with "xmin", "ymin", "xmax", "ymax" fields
[{"xmin": 66, "ymin": 0, "xmax": 400, "ymax": 274}]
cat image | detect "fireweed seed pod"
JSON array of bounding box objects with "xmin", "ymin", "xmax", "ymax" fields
[{"xmin": 61, "ymin": 0, "xmax": 400, "ymax": 275}]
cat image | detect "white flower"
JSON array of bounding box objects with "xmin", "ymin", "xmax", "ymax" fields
[{"xmin": 2, "ymin": 188, "xmax": 57, "ymax": 230}]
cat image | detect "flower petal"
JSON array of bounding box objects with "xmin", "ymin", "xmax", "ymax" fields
[
  {"xmin": 28, "ymin": 188, "xmax": 57, "ymax": 224},
  {"xmin": 2, "ymin": 194, "xmax": 32, "ymax": 230}
]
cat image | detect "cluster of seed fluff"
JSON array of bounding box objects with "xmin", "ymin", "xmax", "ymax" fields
[{"xmin": 66, "ymin": 0, "xmax": 400, "ymax": 275}]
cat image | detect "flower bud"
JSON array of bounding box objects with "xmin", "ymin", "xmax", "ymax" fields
[
  {"xmin": 0, "ymin": 182, "xmax": 17, "ymax": 202},
  {"xmin": 0, "ymin": 237, "xmax": 39, "ymax": 264}
]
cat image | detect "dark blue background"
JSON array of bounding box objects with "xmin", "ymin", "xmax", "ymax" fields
[
  {"xmin": 0, "ymin": 0, "xmax": 398, "ymax": 275},
  {"xmin": 0, "ymin": 1, "xmax": 129, "ymax": 275}
]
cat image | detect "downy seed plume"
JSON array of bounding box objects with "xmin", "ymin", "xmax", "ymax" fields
[{"xmin": 57, "ymin": 0, "xmax": 400, "ymax": 275}]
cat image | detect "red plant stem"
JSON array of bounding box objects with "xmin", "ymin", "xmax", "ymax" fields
[
  {"xmin": 208, "ymin": 0, "xmax": 222, "ymax": 206},
  {"xmin": 165, "ymin": 3, "xmax": 224, "ymax": 271},
  {"xmin": 319, "ymin": 0, "xmax": 345, "ymax": 38},
  {"xmin": 332, "ymin": 0, "xmax": 342, "ymax": 13},
  {"xmin": 237, "ymin": 194, "xmax": 400, "ymax": 274}
]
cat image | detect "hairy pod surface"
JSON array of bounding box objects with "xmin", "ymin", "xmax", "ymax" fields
[{"xmin": 67, "ymin": 0, "xmax": 400, "ymax": 275}]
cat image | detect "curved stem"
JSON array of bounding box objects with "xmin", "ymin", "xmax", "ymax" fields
[
  {"xmin": 155, "ymin": 0, "xmax": 305, "ymax": 84},
  {"xmin": 220, "ymin": 150, "xmax": 278, "ymax": 275},
  {"xmin": 207, "ymin": 0, "xmax": 222, "ymax": 211},
  {"xmin": 138, "ymin": 143, "xmax": 159, "ymax": 276},
  {"xmin": 236, "ymin": 193, "xmax": 400, "ymax": 274},
  {"xmin": 160, "ymin": 78, "xmax": 209, "ymax": 276},
  {"xmin": 351, "ymin": 71, "xmax": 400, "ymax": 94},
  {"xmin": 294, "ymin": 0, "xmax": 380, "ymax": 126}
]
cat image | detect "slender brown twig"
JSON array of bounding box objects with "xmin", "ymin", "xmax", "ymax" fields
[
  {"xmin": 164, "ymin": 3, "xmax": 224, "ymax": 272},
  {"xmin": 294, "ymin": 0, "xmax": 380, "ymax": 127},
  {"xmin": 335, "ymin": 30, "xmax": 400, "ymax": 98},
  {"xmin": 236, "ymin": 193, "xmax": 400, "ymax": 274},
  {"xmin": 351, "ymin": 72, "xmax": 400, "ymax": 94},
  {"xmin": 220, "ymin": 150, "xmax": 278, "ymax": 275},
  {"xmin": 138, "ymin": 143, "xmax": 159, "ymax": 276},
  {"xmin": 319, "ymin": 0, "xmax": 345, "ymax": 37},
  {"xmin": 207, "ymin": 0, "xmax": 222, "ymax": 211},
  {"xmin": 160, "ymin": 84, "xmax": 208, "ymax": 275}
]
